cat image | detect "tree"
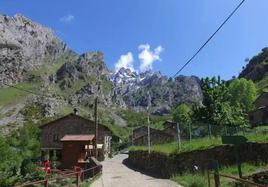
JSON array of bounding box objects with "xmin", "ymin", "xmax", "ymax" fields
[
  {"xmin": 173, "ymin": 104, "xmax": 192, "ymax": 140},
  {"xmin": 193, "ymin": 77, "xmax": 251, "ymax": 136},
  {"xmin": 194, "ymin": 76, "xmax": 229, "ymax": 125},
  {"xmin": 0, "ymin": 136, "xmax": 21, "ymax": 187},
  {"xmin": 0, "ymin": 123, "xmax": 43, "ymax": 186},
  {"xmin": 228, "ymin": 78, "xmax": 257, "ymax": 112}
]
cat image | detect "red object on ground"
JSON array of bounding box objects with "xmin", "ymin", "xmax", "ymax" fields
[{"xmin": 41, "ymin": 160, "xmax": 51, "ymax": 173}]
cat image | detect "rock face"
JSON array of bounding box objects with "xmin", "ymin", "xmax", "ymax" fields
[
  {"xmin": 239, "ymin": 47, "xmax": 268, "ymax": 82},
  {"xmin": 56, "ymin": 51, "xmax": 114, "ymax": 107},
  {"xmin": 112, "ymin": 68, "xmax": 203, "ymax": 115},
  {"xmin": 0, "ymin": 13, "xmax": 203, "ymax": 127},
  {"xmin": 0, "ymin": 14, "xmax": 68, "ymax": 86}
]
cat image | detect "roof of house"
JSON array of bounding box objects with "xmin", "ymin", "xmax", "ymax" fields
[
  {"xmin": 254, "ymin": 92, "xmax": 268, "ymax": 105},
  {"xmin": 39, "ymin": 113, "xmax": 108, "ymax": 130},
  {"xmin": 61, "ymin": 134, "xmax": 95, "ymax": 141},
  {"xmin": 39, "ymin": 113, "xmax": 121, "ymax": 140},
  {"xmin": 132, "ymin": 126, "xmax": 174, "ymax": 140}
]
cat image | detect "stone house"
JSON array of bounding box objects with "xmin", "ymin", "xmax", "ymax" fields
[
  {"xmin": 249, "ymin": 92, "xmax": 268, "ymax": 127},
  {"xmin": 162, "ymin": 120, "xmax": 178, "ymax": 139},
  {"xmin": 131, "ymin": 125, "xmax": 175, "ymax": 146},
  {"xmin": 39, "ymin": 113, "xmax": 113, "ymax": 163}
]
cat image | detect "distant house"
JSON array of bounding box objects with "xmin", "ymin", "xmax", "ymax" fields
[
  {"xmin": 162, "ymin": 120, "xmax": 178, "ymax": 139},
  {"xmin": 39, "ymin": 113, "xmax": 113, "ymax": 166},
  {"xmin": 130, "ymin": 120, "xmax": 183, "ymax": 146},
  {"xmin": 249, "ymin": 92, "xmax": 268, "ymax": 127}
]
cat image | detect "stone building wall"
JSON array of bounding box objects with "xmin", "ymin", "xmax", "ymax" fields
[
  {"xmin": 249, "ymin": 107, "xmax": 268, "ymax": 127},
  {"xmin": 133, "ymin": 129, "xmax": 174, "ymax": 146}
]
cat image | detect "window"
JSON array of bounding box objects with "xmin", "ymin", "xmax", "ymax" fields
[{"xmin": 53, "ymin": 134, "xmax": 59, "ymax": 142}]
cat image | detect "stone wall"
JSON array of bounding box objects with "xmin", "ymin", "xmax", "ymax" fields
[{"xmin": 128, "ymin": 142, "xmax": 268, "ymax": 178}]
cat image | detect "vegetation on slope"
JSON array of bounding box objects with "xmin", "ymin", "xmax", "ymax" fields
[
  {"xmin": 256, "ymin": 75, "xmax": 268, "ymax": 94},
  {"xmin": 0, "ymin": 82, "xmax": 36, "ymax": 106},
  {"xmin": 0, "ymin": 123, "xmax": 44, "ymax": 187}
]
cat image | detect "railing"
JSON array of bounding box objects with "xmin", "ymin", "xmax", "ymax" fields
[{"xmin": 15, "ymin": 165, "xmax": 102, "ymax": 187}]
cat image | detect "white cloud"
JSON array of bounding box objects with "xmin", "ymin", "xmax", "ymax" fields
[
  {"xmin": 138, "ymin": 44, "xmax": 164, "ymax": 72},
  {"xmin": 59, "ymin": 14, "xmax": 75, "ymax": 23},
  {"xmin": 115, "ymin": 52, "xmax": 134, "ymax": 72}
]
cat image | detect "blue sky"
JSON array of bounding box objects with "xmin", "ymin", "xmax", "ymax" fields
[{"xmin": 1, "ymin": 0, "xmax": 268, "ymax": 79}]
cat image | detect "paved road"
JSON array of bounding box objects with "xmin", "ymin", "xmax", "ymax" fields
[{"xmin": 91, "ymin": 154, "xmax": 181, "ymax": 187}]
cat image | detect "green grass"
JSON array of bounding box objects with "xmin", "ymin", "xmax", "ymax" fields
[
  {"xmin": 59, "ymin": 75, "xmax": 96, "ymax": 98},
  {"xmin": 29, "ymin": 52, "xmax": 76, "ymax": 77},
  {"xmin": 130, "ymin": 137, "xmax": 222, "ymax": 155},
  {"xmin": 172, "ymin": 162, "xmax": 268, "ymax": 187},
  {"xmin": 129, "ymin": 131, "xmax": 268, "ymax": 155},
  {"xmin": 106, "ymin": 124, "xmax": 131, "ymax": 141},
  {"xmin": 0, "ymin": 82, "xmax": 36, "ymax": 106}
]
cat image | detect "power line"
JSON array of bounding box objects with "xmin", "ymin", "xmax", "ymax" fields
[
  {"xmin": 2, "ymin": 82, "xmax": 90, "ymax": 114},
  {"xmin": 172, "ymin": 0, "xmax": 246, "ymax": 78}
]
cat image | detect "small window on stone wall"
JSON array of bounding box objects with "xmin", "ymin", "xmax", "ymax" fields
[{"xmin": 53, "ymin": 134, "xmax": 59, "ymax": 142}]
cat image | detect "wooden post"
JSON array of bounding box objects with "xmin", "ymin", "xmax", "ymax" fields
[
  {"xmin": 235, "ymin": 145, "xmax": 242, "ymax": 178},
  {"xmin": 44, "ymin": 179, "xmax": 48, "ymax": 187},
  {"xmin": 213, "ymin": 160, "xmax": 220, "ymax": 187},
  {"xmin": 76, "ymin": 172, "xmax": 79, "ymax": 187},
  {"xmin": 188, "ymin": 123, "xmax": 192, "ymax": 142},
  {"xmin": 82, "ymin": 171, "xmax": 84, "ymax": 182},
  {"xmin": 132, "ymin": 128, "xmax": 134, "ymax": 146},
  {"xmin": 208, "ymin": 124, "xmax": 212, "ymax": 139},
  {"xmin": 147, "ymin": 91, "xmax": 151, "ymax": 154},
  {"xmin": 207, "ymin": 170, "xmax": 211, "ymax": 187},
  {"xmin": 147, "ymin": 114, "xmax": 151, "ymax": 154}
]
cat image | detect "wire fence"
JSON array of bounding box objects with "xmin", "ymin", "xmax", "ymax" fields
[{"xmin": 15, "ymin": 165, "xmax": 102, "ymax": 187}]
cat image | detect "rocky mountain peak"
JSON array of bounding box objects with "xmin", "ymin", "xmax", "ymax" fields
[
  {"xmin": 78, "ymin": 51, "xmax": 104, "ymax": 64},
  {"xmin": 113, "ymin": 67, "xmax": 137, "ymax": 85},
  {"xmin": 0, "ymin": 14, "xmax": 68, "ymax": 86}
]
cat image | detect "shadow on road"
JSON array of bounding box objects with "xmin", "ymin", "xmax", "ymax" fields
[{"xmin": 122, "ymin": 156, "xmax": 169, "ymax": 179}]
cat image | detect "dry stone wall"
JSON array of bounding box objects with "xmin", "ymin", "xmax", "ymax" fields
[{"xmin": 128, "ymin": 142, "xmax": 268, "ymax": 178}]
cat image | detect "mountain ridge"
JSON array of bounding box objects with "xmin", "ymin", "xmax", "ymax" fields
[{"xmin": 0, "ymin": 14, "xmax": 203, "ymax": 131}]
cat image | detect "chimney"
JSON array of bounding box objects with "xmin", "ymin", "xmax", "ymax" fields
[{"xmin": 73, "ymin": 108, "xmax": 78, "ymax": 115}]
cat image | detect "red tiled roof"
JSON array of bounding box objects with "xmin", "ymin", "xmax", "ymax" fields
[{"xmin": 60, "ymin": 134, "xmax": 95, "ymax": 141}]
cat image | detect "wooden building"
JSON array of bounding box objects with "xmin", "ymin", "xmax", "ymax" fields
[
  {"xmin": 61, "ymin": 134, "xmax": 95, "ymax": 169},
  {"xmin": 40, "ymin": 113, "xmax": 113, "ymax": 165},
  {"xmin": 249, "ymin": 92, "xmax": 268, "ymax": 127}
]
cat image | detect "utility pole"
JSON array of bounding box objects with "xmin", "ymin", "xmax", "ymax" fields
[
  {"xmin": 94, "ymin": 97, "xmax": 98, "ymax": 158},
  {"xmin": 147, "ymin": 91, "xmax": 151, "ymax": 154},
  {"xmin": 94, "ymin": 73, "xmax": 100, "ymax": 159},
  {"xmin": 132, "ymin": 127, "xmax": 134, "ymax": 146},
  {"xmin": 147, "ymin": 114, "xmax": 150, "ymax": 154},
  {"xmin": 176, "ymin": 122, "xmax": 181, "ymax": 151}
]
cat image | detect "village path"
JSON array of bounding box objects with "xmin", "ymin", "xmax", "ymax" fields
[{"xmin": 90, "ymin": 154, "xmax": 182, "ymax": 187}]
